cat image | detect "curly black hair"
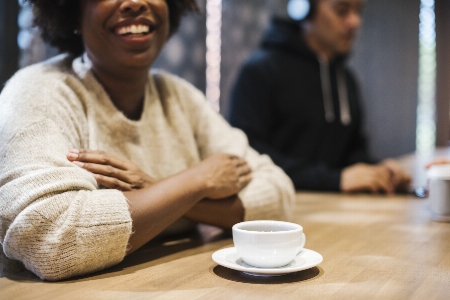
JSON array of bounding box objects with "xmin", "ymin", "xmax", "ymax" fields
[{"xmin": 25, "ymin": 0, "xmax": 199, "ymax": 57}]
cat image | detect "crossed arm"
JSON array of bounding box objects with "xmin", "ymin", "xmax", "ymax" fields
[{"xmin": 67, "ymin": 149, "xmax": 250, "ymax": 254}]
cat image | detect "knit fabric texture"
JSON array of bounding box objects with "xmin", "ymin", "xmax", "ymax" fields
[{"xmin": 0, "ymin": 54, "xmax": 295, "ymax": 280}]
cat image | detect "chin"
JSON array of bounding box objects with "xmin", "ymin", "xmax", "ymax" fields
[
  {"xmin": 337, "ymin": 44, "xmax": 353, "ymax": 56},
  {"xmin": 124, "ymin": 54, "xmax": 157, "ymax": 69}
]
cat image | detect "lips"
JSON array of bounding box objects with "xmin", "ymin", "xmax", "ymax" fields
[{"xmin": 111, "ymin": 18, "xmax": 157, "ymax": 47}]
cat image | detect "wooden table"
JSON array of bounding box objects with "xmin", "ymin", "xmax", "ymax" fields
[{"xmin": 1, "ymin": 192, "xmax": 449, "ymax": 299}]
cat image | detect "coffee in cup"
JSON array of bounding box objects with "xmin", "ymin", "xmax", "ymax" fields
[
  {"xmin": 232, "ymin": 220, "xmax": 306, "ymax": 268},
  {"xmin": 427, "ymin": 165, "xmax": 450, "ymax": 222}
]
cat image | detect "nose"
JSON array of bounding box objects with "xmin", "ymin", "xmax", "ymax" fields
[
  {"xmin": 347, "ymin": 10, "xmax": 362, "ymax": 30},
  {"xmin": 120, "ymin": 0, "xmax": 147, "ymax": 14}
]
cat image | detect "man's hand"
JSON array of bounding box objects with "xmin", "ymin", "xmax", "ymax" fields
[
  {"xmin": 67, "ymin": 149, "xmax": 156, "ymax": 191},
  {"xmin": 340, "ymin": 163, "xmax": 394, "ymax": 193},
  {"xmin": 341, "ymin": 160, "xmax": 411, "ymax": 194},
  {"xmin": 381, "ymin": 159, "xmax": 411, "ymax": 192}
]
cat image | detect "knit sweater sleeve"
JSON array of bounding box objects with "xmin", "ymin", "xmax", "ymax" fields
[
  {"xmin": 0, "ymin": 63, "xmax": 132, "ymax": 281},
  {"xmin": 158, "ymin": 73, "xmax": 295, "ymax": 222}
]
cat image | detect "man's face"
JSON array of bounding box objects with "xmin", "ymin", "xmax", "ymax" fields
[{"xmin": 309, "ymin": 0, "xmax": 364, "ymax": 57}]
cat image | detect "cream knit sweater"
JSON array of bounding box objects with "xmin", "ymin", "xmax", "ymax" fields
[{"xmin": 0, "ymin": 54, "xmax": 295, "ymax": 281}]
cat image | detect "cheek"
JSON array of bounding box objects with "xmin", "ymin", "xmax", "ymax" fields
[
  {"xmin": 81, "ymin": 2, "xmax": 111, "ymax": 31},
  {"xmin": 160, "ymin": 12, "xmax": 170, "ymax": 37}
]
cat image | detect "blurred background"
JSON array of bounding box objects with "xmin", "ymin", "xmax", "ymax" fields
[{"xmin": 1, "ymin": 0, "xmax": 449, "ymax": 162}]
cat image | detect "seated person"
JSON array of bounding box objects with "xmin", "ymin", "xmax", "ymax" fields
[
  {"xmin": 227, "ymin": 0, "xmax": 410, "ymax": 193},
  {"xmin": 0, "ymin": 0, "xmax": 295, "ymax": 281}
]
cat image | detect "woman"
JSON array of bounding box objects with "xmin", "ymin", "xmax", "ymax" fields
[{"xmin": 0, "ymin": 0, "xmax": 294, "ymax": 280}]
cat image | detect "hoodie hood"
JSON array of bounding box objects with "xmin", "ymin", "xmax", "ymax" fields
[
  {"xmin": 260, "ymin": 17, "xmax": 348, "ymax": 63},
  {"xmin": 260, "ymin": 17, "xmax": 351, "ymax": 125},
  {"xmin": 261, "ymin": 17, "xmax": 316, "ymax": 60}
]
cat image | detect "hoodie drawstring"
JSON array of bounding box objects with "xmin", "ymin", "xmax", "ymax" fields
[
  {"xmin": 318, "ymin": 56, "xmax": 335, "ymax": 123},
  {"xmin": 318, "ymin": 56, "xmax": 351, "ymax": 126},
  {"xmin": 337, "ymin": 68, "xmax": 351, "ymax": 125}
]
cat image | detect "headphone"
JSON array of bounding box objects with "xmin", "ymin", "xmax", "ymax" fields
[{"xmin": 287, "ymin": 0, "xmax": 316, "ymax": 21}]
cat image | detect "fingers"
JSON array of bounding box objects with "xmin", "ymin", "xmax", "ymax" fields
[
  {"xmin": 199, "ymin": 154, "xmax": 254, "ymax": 199},
  {"xmin": 396, "ymin": 175, "xmax": 411, "ymax": 192},
  {"xmin": 67, "ymin": 149, "xmax": 128, "ymax": 170},
  {"xmin": 69, "ymin": 158, "xmax": 135, "ymax": 190},
  {"xmin": 238, "ymin": 173, "xmax": 252, "ymax": 189},
  {"xmin": 379, "ymin": 162, "xmax": 411, "ymax": 192},
  {"xmin": 372, "ymin": 166, "xmax": 394, "ymax": 194},
  {"xmin": 392, "ymin": 170, "xmax": 411, "ymax": 191},
  {"xmin": 381, "ymin": 159, "xmax": 412, "ymax": 191},
  {"xmin": 341, "ymin": 163, "xmax": 394, "ymax": 194},
  {"xmin": 236, "ymin": 160, "xmax": 252, "ymax": 176},
  {"xmin": 234, "ymin": 157, "xmax": 252, "ymax": 189},
  {"xmin": 73, "ymin": 160, "xmax": 133, "ymax": 183},
  {"xmin": 362, "ymin": 166, "xmax": 393, "ymax": 194},
  {"xmin": 342, "ymin": 161, "xmax": 409, "ymax": 194},
  {"xmin": 219, "ymin": 154, "xmax": 252, "ymax": 180},
  {"xmin": 66, "ymin": 148, "xmax": 155, "ymax": 190},
  {"xmin": 67, "ymin": 149, "xmax": 129, "ymax": 181},
  {"xmin": 92, "ymin": 173, "xmax": 133, "ymax": 191}
]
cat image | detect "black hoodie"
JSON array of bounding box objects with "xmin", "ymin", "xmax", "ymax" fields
[{"xmin": 228, "ymin": 18, "xmax": 374, "ymax": 191}]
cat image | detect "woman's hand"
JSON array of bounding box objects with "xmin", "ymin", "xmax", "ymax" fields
[
  {"xmin": 192, "ymin": 153, "xmax": 252, "ymax": 199},
  {"xmin": 67, "ymin": 149, "xmax": 156, "ymax": 191},
  {"xmin": 67, "ymin": 150, "xmax": 251, "ymax": 199}
]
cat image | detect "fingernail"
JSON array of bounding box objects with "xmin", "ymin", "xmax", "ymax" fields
[
  {"xmin": 69, "ymin": 149, "xmax": 80, "ymax": 154},
  {"xmin": 72, "ymin": 161, "xmax": 84, "ymax": 167},
  {"xmin": 67, "ymin": 153, "xmax": 78, "ymax": 159}
]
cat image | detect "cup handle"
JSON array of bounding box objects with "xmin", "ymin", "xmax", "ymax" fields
[{"xmin": 297, "ymin": 233, "xmax": 306, "ymax": 255}]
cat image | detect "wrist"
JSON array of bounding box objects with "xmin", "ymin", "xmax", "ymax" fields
[{"xmin": 183, "ymin": 165, "xmax": 212, "ymax": 199}]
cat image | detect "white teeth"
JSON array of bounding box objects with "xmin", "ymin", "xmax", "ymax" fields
[{"xmin": 117, "ymin": 24, "xmax": 150, "ymax": 35}]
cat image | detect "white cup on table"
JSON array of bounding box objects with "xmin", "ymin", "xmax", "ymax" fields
[
  {"xmin": 232, "ymin": 220, "xmax": 306, "ymax": 268},
  {"xmin": 427, "ymin": 165, "xmax": 450, "ymax": 222}
]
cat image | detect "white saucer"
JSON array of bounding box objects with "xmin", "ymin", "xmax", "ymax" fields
[{"xmin": 212, "ymin": 247, "xmax": 323, "ymax": 276}]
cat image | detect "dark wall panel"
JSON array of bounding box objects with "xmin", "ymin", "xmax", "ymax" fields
[
  {"xmin": 0, "ymin": 0, "xmax": 20, "ymax": 91},
  {"xmin": 435, "ymin": 0, "xmax": 450, "ymax": 146},
  {"xmin": 349, "ymin": 0, "xmax": 419, "ymax": 159}
]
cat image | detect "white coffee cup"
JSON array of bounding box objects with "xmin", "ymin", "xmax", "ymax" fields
[
  {"xmin": 427, "ymin": 165, "xmax": 450, "ymax": 222},
  {"xmin": 232, "ymin": 220, "xmax": 306, "ymax": 268}
]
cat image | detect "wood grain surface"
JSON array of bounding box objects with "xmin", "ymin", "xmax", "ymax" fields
[{"xmin": 1, "ymin": 191, "xmax": 449, "ymax": 299}]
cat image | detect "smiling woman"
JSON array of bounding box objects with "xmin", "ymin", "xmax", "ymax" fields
[
  {"xmin": 0, "ymin": 0, "xmax": 295, "ymax": 281},
  {"xmin": 30, "ymin": 0, "xmax": 197, "ymax": 57}
]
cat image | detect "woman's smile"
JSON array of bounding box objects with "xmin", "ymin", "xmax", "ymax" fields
[
  {"xmin": 80, "ymin": 0, "xmax": 170, "ymax": 71},
  {"xmin": 111, "ymin": 18, "xmax": 159, "ymax": 50}
]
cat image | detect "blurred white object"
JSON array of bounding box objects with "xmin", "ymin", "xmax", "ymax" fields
[
  {"xmin": 287, "ymin": 0, "xmax": 310, "ymax": 21},
  {"xmin": 427, "ymin": 165, "xmax": 450, "ymax": 222}
]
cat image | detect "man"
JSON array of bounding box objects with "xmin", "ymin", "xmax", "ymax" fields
[{"xmin": 228, "ymin": 0, "xmax": 410, "ymax": 193}]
